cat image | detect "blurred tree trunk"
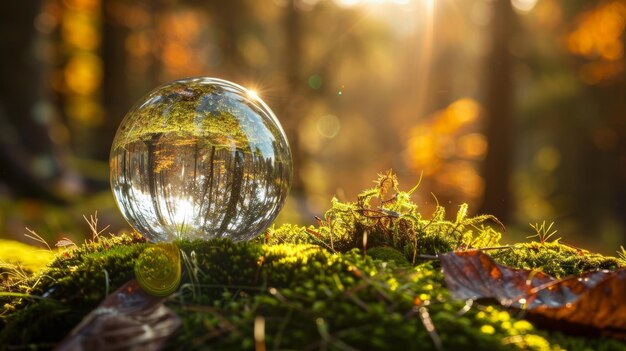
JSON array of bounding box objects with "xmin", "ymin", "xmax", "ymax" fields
[
  {"xmin": 202, "ymin": 0, "xmax": 248, "ymax": 78},
  {"xmin": 479, "ymin": 0, "xmax": 515, "ymax": 222},
  {"xmin": 616, "ymin": 35, "xmax": 626, "ymax": 233},
  {"xmin": 101, "ymin": 0, "xmax": 132, "ymax": 161},
  {"xmin": 282, "ymin": 0, "xmax": 304, "ymax": 197},
  {"xmin": 0, "ymin": 1, "xmax": 79, "ymax": 202}
]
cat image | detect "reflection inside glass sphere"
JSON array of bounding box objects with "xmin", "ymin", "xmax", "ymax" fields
[{"xmin": 110, "ymin": 78, "xmax": 292, "ymax": 242}]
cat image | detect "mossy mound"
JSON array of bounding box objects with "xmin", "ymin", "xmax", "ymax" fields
[
  {"xmin": 1, "ymin": 237, "xmax": 624, "ymax": 350},
  {"xmin": 493, "ymin": 241, "xmax": 623, "ymax": 278},
  {"xmin": 1, "ymin": 172, "xmax": 625, "ymax": 350},
  {"xmin": 0, "ymin": 239, "xmax": 56, "ymax": 275}
]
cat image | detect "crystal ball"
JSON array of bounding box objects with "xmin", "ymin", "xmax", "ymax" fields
[{"xmin": 109, "ymin": 78, "xmax": 292, "ymax": 242}]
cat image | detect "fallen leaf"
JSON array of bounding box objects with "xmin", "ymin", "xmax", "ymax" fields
[
  {"xmin": 56, "ymin": 279, "xmax": 180, "ymax": 351},
  {"xmin": 533, "ymin": 269, "xmax": 626, "ymax": 333},
  {"xmin": 440, "ymin": 250, "xmax": 626, "ymax": 336}
]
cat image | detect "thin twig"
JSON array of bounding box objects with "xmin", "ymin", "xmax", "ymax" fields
[{"xmin": 24, "ymin": 227, "xmax": 51, "ymax": 250}]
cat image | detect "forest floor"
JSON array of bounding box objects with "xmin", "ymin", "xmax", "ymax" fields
[{"xmin": 1, "ymin": 172, "xmax": 625, "ymax": 350}]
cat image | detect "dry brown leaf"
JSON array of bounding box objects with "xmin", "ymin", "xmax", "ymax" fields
[
  {"xmin": 56, "ymin": 279, "xmax": 180, "ymax": 351},
  {"xmin": 440, "ymin": 250, "xmax": 626, "ymax": 336}
]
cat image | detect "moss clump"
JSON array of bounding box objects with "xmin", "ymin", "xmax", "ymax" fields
[
  {"xmin": 263, "ymin": 171, "xmax": 625, "ymax": 275},
  {"xmin": 27, "ymin": 232, "xmax": 148, "ymax": 303},
  {"xmin": 1, "ymin": 236, "xmax": 623, "ymax": 350},
  {"xmin": 493, "ymin": 241, "xmax": 624, "ymax": 278},
  {"xmin": 0, "ymin": 232, "xmax": 148, "ymax": 345},
  {"xmin": 366, "ymin": 246, "xmax": 411, "ymax": 266},
  {"xmin": 1, "ymin": 171, "xmax": 625, "ymax": 350},
  {"xmin": 168, "ymin": 244, "xmax": 558, "ymax": 351},
  {"xmin": 263, "ymin": 179, "xmax": 504, "ymax": 264},
  {"xmin": 0, "ymin": 239, "xmax": 56, "ymax": 283}
]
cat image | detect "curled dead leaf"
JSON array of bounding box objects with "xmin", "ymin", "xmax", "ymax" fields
[
  {"xmin": 440, "ymin": 250, "xmax": 626, "ymax": 337},
  {"xmin": 56, "ymin": 279, "xmax": 180, "ymax": 351}
]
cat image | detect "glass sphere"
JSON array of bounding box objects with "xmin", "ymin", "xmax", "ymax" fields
[{"xmin": 110, "ymin": 78, "xmax": 292, "ymax": 242}]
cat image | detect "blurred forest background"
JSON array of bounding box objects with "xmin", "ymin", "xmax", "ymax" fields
[{"xmin": 1, "ymin": 0, "xmax": 625, "ymax": 253}]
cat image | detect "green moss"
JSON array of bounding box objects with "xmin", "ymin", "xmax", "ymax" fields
[
  {"xmin": 366, "ymin": 246, "xmax": 411, "ymax": 266},
  {"xmin": 0, "ymin": 298, "xmax": 83, "ymax": 347},
  {"xmin": 0, "ymin": 240, "xmax": 55, "ymax": 272},
  {"xmin": 547, "ymin": 332, "xmax": 626, "ymax": 351},
  {"xmin": 168, "ymin": 243, "xmax": 563, "ymax": 350},
  {"xmin": 0, "ymin": 233, "xmax": 147, "ymax": 345},
  {"xmin": 1, "ymin": 173, "xmax": 625, "ymax": 350},
  {"xmin": 493, "ymin": 241, "xmax": 624, "ymax": 278},
  {"xmin": 263, "ymin": 172, "xmax": 624, "ymax": 275},
  {"xmin": 1, "ymin": 236, "xmax": 623, "ymax": 350}
]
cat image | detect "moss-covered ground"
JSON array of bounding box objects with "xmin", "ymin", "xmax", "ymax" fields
[{"xmin": 1, "ymin": 172, "xmax": 625, "ymax": 350}]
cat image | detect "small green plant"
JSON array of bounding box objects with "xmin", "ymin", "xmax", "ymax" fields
[
  {"xmin": 526, "ymin": 221, "xmax": 560, "ymax": 244},
  {"xmin": 618, "ymin": 245, "xmax": 626, "ymax": 261},
  {"xmin": 264, "ymin": 170, "xmax": 505, "ymax": 263}
]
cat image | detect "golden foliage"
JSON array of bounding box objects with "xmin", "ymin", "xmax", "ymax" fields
[
  {"xmin": 567, "ymin": 1, "xmax": 626, "ymax": 84},
  {"xmin": 404, "ymin": 98, "xmax": 486, "ymax": 200}
]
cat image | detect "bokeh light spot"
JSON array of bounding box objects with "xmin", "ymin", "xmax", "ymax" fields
[
  {"xmin": 64, "ymin": 53, "xmax": 102, "ymax": 95},
  {"xmin": 511, "ymin": 0, "xmax": 538, "ymax": 14},
  {"xmin": 316, "ymin": 114, "xmax": 341, "ymax": 139},
  {"xmin": 308, "ymin": 75, "xmax": 323, "ymax": 89},
  {"xmin": 534, "ymin": 146, "xmax": 561, "ymax": 172},
  {"xmin": 448, "ymin": 98, "xmax": 481, "ymax": 125},
  {"xmin": 335, "ymin": 0, "xmax": 360, "ymax": 8},
  {"xmin": 458, "ymin": 133, "xmax": 488, "ymax": 160}
]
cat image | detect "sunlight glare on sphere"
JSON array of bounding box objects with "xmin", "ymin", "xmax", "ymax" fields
[{"xmin": 109, "ymin": 77, "xmax": 292, "ymax": 242}]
